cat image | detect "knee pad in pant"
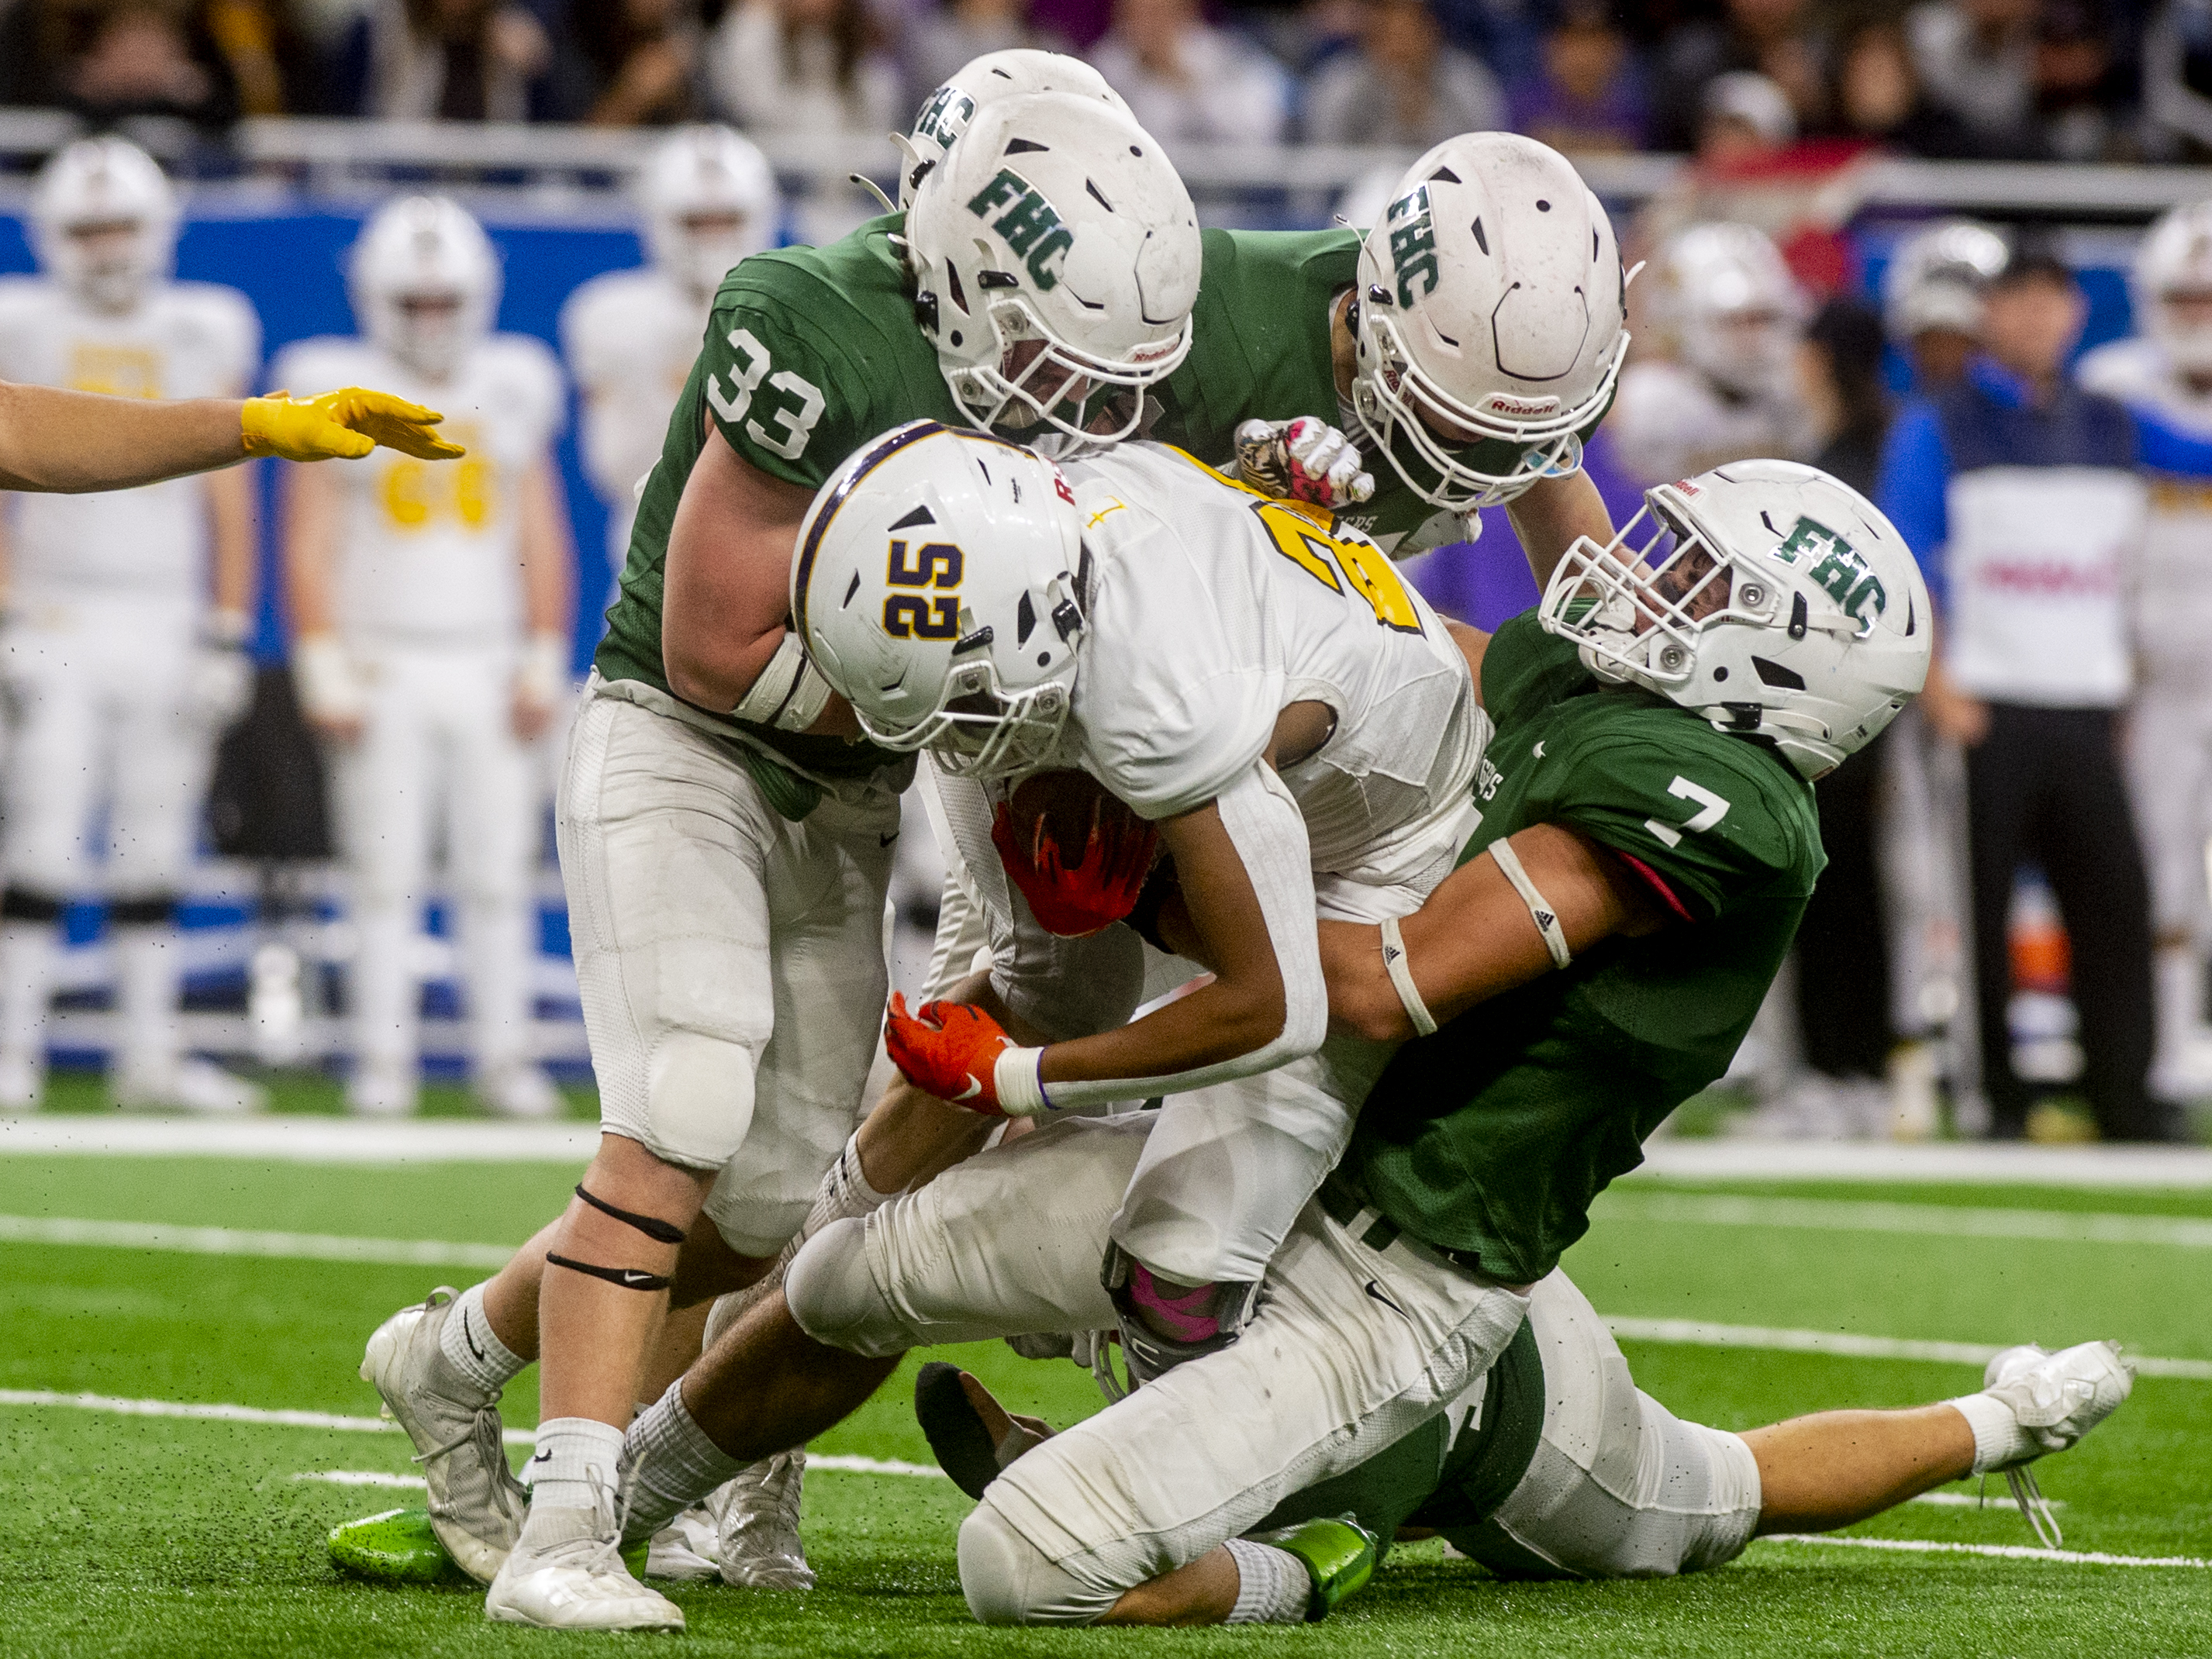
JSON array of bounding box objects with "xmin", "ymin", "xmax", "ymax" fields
[
  {"xmin": 783, "ymin": 1217, "xmax": 905, "ymax": 1357},
  {"xmin": 638, "ymin": 1030, "xmax": 758, "ymax": 1169},
  {"xmin": 957, "ymin": 1499, "xmax": 1118, "ymax": 1626}
]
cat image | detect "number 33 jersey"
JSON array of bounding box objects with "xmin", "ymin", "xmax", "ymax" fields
[
  {"xmin": 0, "ymin": 278, "xmax": 259, "ymax": 609},
  {"xmin": 1055, "ymin": 443, "xmax": 1482, "ymax": 884},
  {"xmin": 270, "ymin": 333, "xmax": 564, "ymax": 645}
]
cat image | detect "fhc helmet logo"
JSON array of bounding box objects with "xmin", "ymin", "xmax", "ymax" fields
[{"xmin": 1772, "ymin": 514, "xmax": 1886, "ymax": 626}]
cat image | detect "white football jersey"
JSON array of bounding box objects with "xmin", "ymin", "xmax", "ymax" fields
[
  {"xmin": 0, "ymin": 277, "xmax": 259, "ymax": 608},
  {"xmin": 2079, "ymin": 336, "xmax": 2212, "ymax": 685},
  {"xmin": 1058, "ymin": 443, "xmax": 1480, "ymax": 883},
  {"xmin": 557, "ymin": 265, "xmax": 703, "ymax": 555},
  {"xmin": 1606, "ymin": 358, "xmax": 1813, "ymax": 488},
  {"xmin": 269, "ymin": 333, "xmax": 564, "ymax": 646}
]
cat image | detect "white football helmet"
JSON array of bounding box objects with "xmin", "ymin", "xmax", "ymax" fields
[
  {"xmin": 31, "ymin": 137, "xmax": 180, "ymax": 314},
  {"xmin": 1651, "ymin": 222, "xmax": 1804, "ymax": 398},
  {"xmin": 1351, "ymin": 133, "xmax": 1629, "ymax": 514},
  {"xmin": 2134, "ymin": 201, "xmax": 2212, "ymax": 374},
  {"xmin": 794, "ymin": 420, "xmax": 1086, "ymax": 779},
  {"xmin": 349, "ymin": 195, "xmax": 501, "ymax": 381},
  {"xmin": 900, "ymin": 48, "xmax": 1131, "ymax": 209},
  {"xmin": 1538, "ymin": 458, "xmax": 1931, "ymax": 780},
  {"xmin": 905, "ymin": 91, "xmax": 1200, "ymax": 449},
  {"xmin": 1882, "ymin": 219, "xmax": 2009, "ymax": 343},
  {"xmin": 637, "ymin": 125, "xmax": 778, "ymax": 304}
]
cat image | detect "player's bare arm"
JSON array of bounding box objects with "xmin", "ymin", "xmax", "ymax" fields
[
  {"xmin": 1320, "ymin": 822, "xmax": 1668, "ymax": 1042},
  {"xmin": 1504, "ymin": 467, "xmax": 1614, "ymax": 591},
  {"xmin": 0, "ymin": 379, "xmax": 462, "ymax": 495},
  {"xmin": 661, "ymin": 421, "xmax": 858, "ymax": 736}
]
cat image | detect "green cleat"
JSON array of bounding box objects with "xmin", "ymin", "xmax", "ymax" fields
[
  {"xmin": 328, "ymin": 1508, "xmax": 469, "ymax": 1585},
  {"xmin": 1251, "ymin": 1513, "xmax": 1379, "ymax": 1623},
  {"xmin": 328, "ymin": 1508, "xmax": 651, "ymax": 1586}
]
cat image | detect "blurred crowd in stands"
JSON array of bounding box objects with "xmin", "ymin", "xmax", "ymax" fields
[{"xmin": 1, "ymin": 0, "xmax": 2210, "ymax": 164}]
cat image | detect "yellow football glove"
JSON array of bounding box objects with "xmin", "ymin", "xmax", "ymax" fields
[{"xmin": 240, "ymin": 388, "xmax": 467, "ymax": 463}]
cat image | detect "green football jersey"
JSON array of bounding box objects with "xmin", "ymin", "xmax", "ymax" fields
[
  {"xmin": 1341, "ymin": 613, "xmax": 1826, "ymax": 1285},
  {"xmin": 594, "ymin": 212, "xmax": 956, "ymax": 783},
  {"xmin": 1149, "ymin": 227, "xmax": 1464, "ymax": 556}
]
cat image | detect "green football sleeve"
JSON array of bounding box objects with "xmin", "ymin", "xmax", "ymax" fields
[{"xmin": 693, "ymin": 296, "xmax": 867, "ymax": 491}]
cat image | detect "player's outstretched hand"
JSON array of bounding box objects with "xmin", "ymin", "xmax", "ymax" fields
[
  {"xmin": 241, "ymin": 388, "xmax": 468, "ymax": 463},
  {"xmin": 1234, "ymin": 416, "xmax": 1375, "ymax": 510},
  {"xmin": 991, "ymin": 798, "xmax": 1158, "ymax": 939},
  {"xmin": 884, "ymin": 993, "xmax": 1016, "ymax": 1115}
]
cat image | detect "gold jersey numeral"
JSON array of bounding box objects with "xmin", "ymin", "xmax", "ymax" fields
[
  {"xmin": 381, "ymin": 427, "xmax": 492, "ymax": 531},
  {"xmin": 67, "ymin": 342, "xmax": 164, "ymax": 400}
]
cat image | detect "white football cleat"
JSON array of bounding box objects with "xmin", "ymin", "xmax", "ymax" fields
[
  {"xmin": 1979, "ymin": 1340, "xmax": 2134, "ymax": 1546},
  {"xmin": 360, "ymin": 1288, "xmax": 529, "ymax": 1585},
  {"xmin": 644, "ymin": 1502, "xmax": 721, "ymax": 1582},
  {"xmin": 115, "ymin": 1056, "xmax": 266, "ymax": 1115},
  {"xmin": 486, "ymin": 1479, "xmax": 685, "ymax": 1631},
  {"xmin": 476, "ymin": 1061, "xmax": 562, "ymax": 1121},
  {"xmin": 0, "ymin": 1048, "xmax": 43, "ymax": 1113},
  {"xmin": 347, "ymin": 1060, "xmax": 418, "ymax": 1118},
  {"xmin": 714, "ymin": 1450, "xmax": 813, "ymax": 1589}
]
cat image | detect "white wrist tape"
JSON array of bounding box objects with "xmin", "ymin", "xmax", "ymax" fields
[
  {"xmin": 1378, "ymin": 916, "xmax": 1437, "ymax": 1037},
  {"xmin": 992, "ymin": 1046, "xmax": 1051, "ymax": 1117},
  {"xmin": 293, "ymin": 633, "xmax": 364, "ymax": 723},
  {"xmin": 516, "ymin": 631, "xmax": 569, "ymax": 709},
  {"xmin": 1489, "ymin": 836, "xmax": 1572, "ymax": 971},
  {"xmin": 733, "ymin": 629, "xmax": 833, "ymax": 732}
]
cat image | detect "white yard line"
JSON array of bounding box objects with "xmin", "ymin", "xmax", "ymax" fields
[
  {"xmin": 1603, "ymin": 1316, "xmax": 2212, "ymax": 1381},
  {"xmin": 0, "ymin": 1116, "xmax": 595, "ymax": 1164},
  {"xmin": 1759, "ymin": 1533, "xmax": 2212, "ymax": 1569},
  {"xmin": 1910, "ymin": 1489, "xmax": 2061, "ymax": 1509},
  {"xmin": 1634, "ymin": 1140, "xmax": 2212, "ymax": 1188},
  {"xmin": 0, "ymin": 1388, "xmax": 538, "ymax": 1446},
  {"xmin": 0, "ymin": 1214, "xmax": 515, "ymax": 1268},
  {"xmin": 1598, "ymin": 1190, "xmax": 2212, "ymax": 1250},
  {"xmin": 294, "ymin": 1470, "xmax": 424, "ymax": 1489}
]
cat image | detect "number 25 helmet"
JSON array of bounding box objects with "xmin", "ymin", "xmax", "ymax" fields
[
  {"xmin": 1351, "ymin": 132, "xmax": 1629, "ymax": 514},
  {"xmin": 32, "ymin": 137, "xmax": 180, "ymax": 314},
  {"xmin": 1539, "ymin": 459, "xmax": 1931, "ymax": 780},
  {"xmin": 905, "ymin": 91, "xmax": 1201, "ymax": 449},
  {"xmin": 794, "ymin": 421, "xmax": 1086, "ymax": 779},
  {"xmin": 349, "ymin": 195, "xmax": 500, "ymax": 381}
]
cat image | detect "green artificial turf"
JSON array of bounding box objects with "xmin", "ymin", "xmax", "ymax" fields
[{"xmin": 1, "ymin": 1150, "xmax": 2207, "ymax": 1657}]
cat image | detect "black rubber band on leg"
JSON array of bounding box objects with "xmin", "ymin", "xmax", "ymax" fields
[
  {"xmin": 545, "ymin": 1253, "xmax": 671, "ymax": 1292},
  {"xmin": 574, "ymin": 1184, "xmax": 686, "ymax": 1244},
  {"xmin": 1, "ymin": 888, "xmax": 65, "ymax": 924}
]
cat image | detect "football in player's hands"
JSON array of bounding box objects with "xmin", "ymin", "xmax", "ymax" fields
[
  {"xmin": 992, "ymin": 769, "xmax": 1161, "ymax": 938},
  {"xmin": 883, "ymin": 993, "xmax": 1015, "ymax": 1114}
]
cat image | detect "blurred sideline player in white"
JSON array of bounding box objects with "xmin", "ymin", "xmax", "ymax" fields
[
  {"xmin": 561, "ymin": 125, "xmax": 778, "ymax": 616},
  {"xmin": 277, "ymin": 195, "xmax": 575, "ymax": 1119},
  {"xmin": 1610, "ymin": 221, "xmax": 1814, "ymax": 488},
  {"xmin": 2079, "ymin": 201, "xmax": 2212, "ymax": 1101},
  {"xmin": 0, "ymin": 137, "xmax": 265, "ymax": 1115}
]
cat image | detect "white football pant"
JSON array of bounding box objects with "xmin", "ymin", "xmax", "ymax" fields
[
  {"xmin": 559, "ymin": 677, "xmax": 901, "ymax": 1256},
  {"xmin": 0, "ymin": 598, "xmax": 216, "ymax": 1074},
  {"xmin": 784, "ymin": 1112, "xmax": 1532, "ymax": 1621},
  {"xmin": 2124, "ymin": 678, "xmax": 2212, "ymax": 1073},
  {"xmin": 334, "ymin": 640, "xmax": 543, "ymax": 1084}
]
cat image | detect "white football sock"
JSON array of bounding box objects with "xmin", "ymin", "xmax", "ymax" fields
[
  {"xmin": 437, "ymin": 1281, "xmax": 528, "ymax": 1399},
  {"xmin": 0, "ymin": 922, "xmax": 54, "ymax": 1062},
  {"xmin": 2155, "ymin": 942, "xmax": 2207, "ymax": 1064},
  {"xmin": 1223, "ymin": 1538, "xmax": 1308, "ymax": 1623},
  {"xmin": 623, "ymin": 1378, "xmax": 745, "ymax": 1545},
  {"xmin": 1950, "ymin": 1391, "xmax": 2038, "ymax": 1474},
  {"xmin": 521, "ymin": 1416, "xmax": 626, "ymax": 1521},
  {"xmin": 113, "ymin": 924, "xmax": 179, "ymax": 1076}
]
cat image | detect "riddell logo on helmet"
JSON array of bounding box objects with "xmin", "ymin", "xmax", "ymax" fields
[{"xmin": 1486, "ymin": 393, "xmax": 1560, "ymax": 416}]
